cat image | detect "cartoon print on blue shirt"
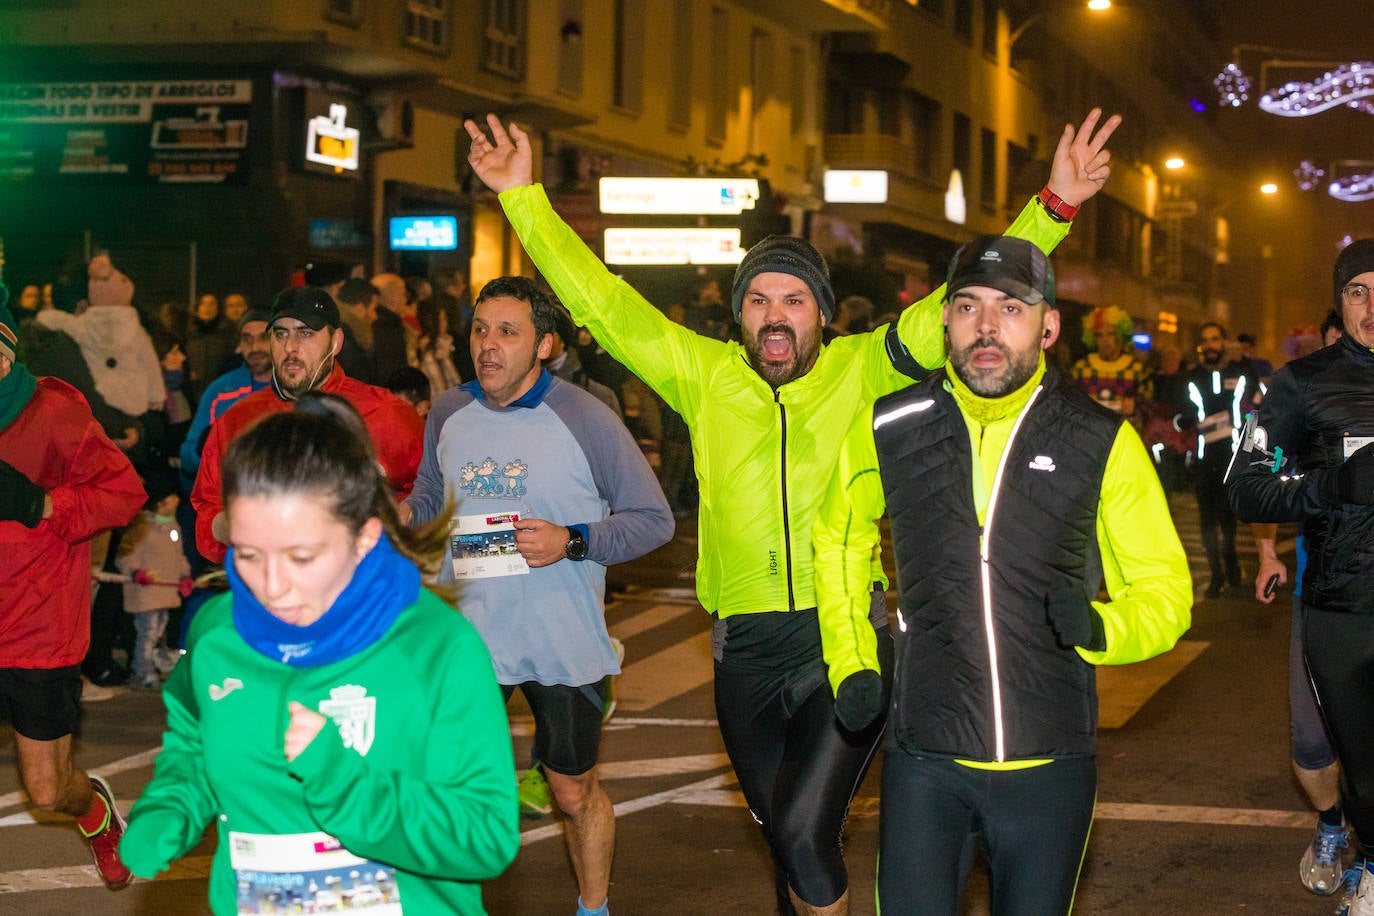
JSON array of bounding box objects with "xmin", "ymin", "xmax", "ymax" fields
[{"xmin": 459, "ymin": 457, "xmax": 528, "ymax": 497}]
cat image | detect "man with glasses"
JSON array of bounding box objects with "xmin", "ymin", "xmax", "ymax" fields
[{"xmin": 1231, "ymin": 239, "xmax": 1374, "ymax": 916}]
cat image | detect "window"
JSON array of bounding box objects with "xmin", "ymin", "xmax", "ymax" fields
[
  {"xmin": 982, "ymin": 0, "xmax": 999, "ymax": 57},
  {"xmin": 668, "ymin": 0, "xmax": 692, "ymax": 130},
  {"xmin": 404, "ymin": 0, "xmax": 448, "ymax": 54},
  {"xmin": 483, "ymin": 0, "xmax": 526, "ymax": 79},
  {"xmin": 325, "ymin": 0, "xmax": 361, "ymax": 26},
  {"xmin": 979, "ymin": 126, "xmax": 997, "ymax": 209},
  {"xmin": 707, "ymin": 6, "xmax": 729, "ymax": 142},
  {"xmin": 612, "ymin": 0, "xmax": 645, "ymax": 112},
  {"xmin": 954, "ymin": 0, "xmax": 973, "ymax": 41},
  {"xmin": 557, "ymin": 0, "xmax": 583, "ymax": 96},
  {"xmin": 1005, "ymin": 139, "xmax": 1033, "ymax": 210},
  {"xmin": 909, "ymin": 91, "xmax": 940, "ymax": 180},
  {"xmin": 789, "ymin": 45, "xmax": 806, "ymax": 137},
  {"xmin": 952, "ymin": 111, "xmax": 971, "ymax": 182},
  {"xmin": 749, "ymin": 29, "xmax": 772, "ymax": 149}
]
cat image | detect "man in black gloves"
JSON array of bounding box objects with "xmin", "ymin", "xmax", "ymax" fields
[
  {"xmin": 1230, "ymin": 238, "xmax": 1374, "ymax": 913},
  {"xmin": 0, "ymin": 285, "xmax": 146, "ymax": 889},
  {"xmin": 814, "ymin": 236, "xmax": 1192, "ymax": 914}
]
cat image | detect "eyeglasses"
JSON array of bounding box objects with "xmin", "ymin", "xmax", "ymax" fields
[{"xmin": 1342, "ymin": 283, "xmax": 1372, "ymax": 306}]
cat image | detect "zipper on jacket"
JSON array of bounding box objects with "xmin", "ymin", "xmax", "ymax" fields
[
  {"xmin": 776, "ymin": 392, "xmax": 796, "ymax": 612},
  {"xmin": 978, "ymin": 385, "xmax": 1043, "ymax": 763}
]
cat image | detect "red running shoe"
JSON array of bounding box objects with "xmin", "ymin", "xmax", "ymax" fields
[{"xmin": 82, "ymin": 775, "xmax": 133, "ymax": 890}]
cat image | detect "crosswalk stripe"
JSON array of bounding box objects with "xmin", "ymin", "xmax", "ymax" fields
[
  {"xmin": 608, "ymin": 603, "xmax": 699, "ymax": 641},
  {"xmin": 617, "ymin": 631, "xmax": 715, "ymax": 713}
]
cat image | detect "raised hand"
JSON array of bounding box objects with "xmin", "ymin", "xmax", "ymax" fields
[
  {"xmin": 1046, "ymin": 108, "xmax": 1122, "ymax": 206},
  {"xmin": 463, "ymin": 113, "xmax": 534, "ymax": 194}
]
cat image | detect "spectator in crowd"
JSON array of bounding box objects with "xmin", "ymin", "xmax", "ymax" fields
[
  {"xmin": 115, "ymin": 473, "xmax": 191, "ymax": 689},
  {"xmin": 221, "ymin": 293, "xmax": 249, "ymax": 324},
  {"xmin": 415, "ymin": 297, "xmax": 461, "ymax": 400},
  {"xmin": 1071, "ymin": 304, "xmax": 1148, "ymax": 418},
  {"xmin": 386, "ymin": 365, "xmax": 433, "ymax": 418},
  {"xmin": 186, "ymin": 292, "xmax": 235, "ymax": 398},
  {"xmin": 335, "ymin": 277, "xmax": 379, "ymax": 384},
  {"xmin": 371, "ymin": 272, "xmax": 413, "ymax": 386},
  {"xmin": 303, "ymin": 259, "xmax": 351, "ymax": 304},
  {"xmin": 179, "ymin": 309, "xmax": 272, "ymax": 487}
]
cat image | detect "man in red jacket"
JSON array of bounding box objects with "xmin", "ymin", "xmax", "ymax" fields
[
  {"xmin": 192, "ymin": 286, "xmax": 424, "ymax": 563},
  {"xmin": 0, "ymin": 286, "xmax": 146, "ymax": 889}
]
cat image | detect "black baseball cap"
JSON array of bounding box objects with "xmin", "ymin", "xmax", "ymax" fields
[
  {"xmin": 269, "ymin": 286, "xmax": 341, "ymax": 331},
  {"xmin": 945, "ymin": 236, "xmax": 1056, "ymax": 307}
]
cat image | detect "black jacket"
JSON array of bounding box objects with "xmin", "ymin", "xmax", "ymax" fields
[
  {"xmin": 1230, "ymin": 335, "xmax": 1374, "ymax": 613},
  {"xmin": 874, "ymin": 368, "xmax": 1120, "ymax": 760}
]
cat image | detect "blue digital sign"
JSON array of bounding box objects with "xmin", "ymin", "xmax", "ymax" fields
[{"xmin": 389, "ymin": 215, "xmax": 458, "ymax": 251}]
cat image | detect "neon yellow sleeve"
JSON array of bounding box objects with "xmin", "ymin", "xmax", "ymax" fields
[
  {"xmin": 1078, "ymin": 423, "xmax": 1193, "ymax": 665},
  {"xmin": 894, "ymin": 196, "xmax": 1073, "ymax": 371},
  {"xmin": 813, "ymin": 404, "xmax": 888, "ymax": 696},
  {"xmin": 498, "ymin": 183, "xmax": 723, "ymax": 419}
]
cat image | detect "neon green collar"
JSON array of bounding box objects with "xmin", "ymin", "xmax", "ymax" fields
[{"xmin": 947, "ymin": 352, "xmax": 1047, "ymax": 426}]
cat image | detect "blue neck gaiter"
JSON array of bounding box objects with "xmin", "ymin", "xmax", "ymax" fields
[{"xmin": 227, "ymin": 533, "xmax": 419, "ymax": 667}]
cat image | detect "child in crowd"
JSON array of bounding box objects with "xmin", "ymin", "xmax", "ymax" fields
[
  {"xmin": 115, "ymin": 475, "xmax": 192, "ymax": 688},
  {"xmin": 386, "ymin": 365, "xmax": 433, "ymax": 417}
]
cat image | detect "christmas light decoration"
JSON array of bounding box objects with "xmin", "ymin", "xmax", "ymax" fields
[
  {"xmin": 1214, "ymin": 62, "xmax": 1251, "ymax": 107},
  {"xmin": 1259, "ymin": 61, "xmax": 1374, "ymax": 117},
  {"xmin": 1330, "ymin": 172, "xmax": 1374, "ymax": 202},
  {"xmin": 1294, "ymin": 160, "xmax": 1327, "ymax": 191}
]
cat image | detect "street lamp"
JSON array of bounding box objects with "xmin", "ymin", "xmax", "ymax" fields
[
  {"xmin": 1008, "ymin": 0, "xmax": 1112, "ymax": 52},
  {"xmin": 1165, "ymin": 157, "xmax": 1186, "ymax": 170},
  {"xmin": 1260, "ymin": 182, "xmax": 1279, "ymax": 195}
]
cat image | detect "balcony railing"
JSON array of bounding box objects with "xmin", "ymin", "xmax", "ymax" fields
[{"xmin": 824, "ymin": 132, "xmax": 917, "ymax": 177}]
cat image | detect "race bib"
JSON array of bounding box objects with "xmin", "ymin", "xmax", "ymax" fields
[
  {"xmin": 1343, "ymin": 435, "xmax": 1374, "ymax": 461},
  {"xmin": 229, "ymin": 831, "xmax": 402, "ymax": 913},
  {"xmin": 449, "ymin": 510, "xmax": 530, "ymax": 580}
]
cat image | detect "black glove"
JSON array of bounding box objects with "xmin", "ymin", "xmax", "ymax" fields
[
  {"xmin": 1045, "ymin": 580, "xmax": 1106, "ymax": 652},
  {"xmin": 1336, "ymin": 443, "xmax": 1374, "ymax": 505},
  {"xmin": 834, "ymin": 669, "xmax": 884, "ymax": 733},
  {"xmin": 0, "ymin": 459, "xmax": 45, "ymax": 528}
]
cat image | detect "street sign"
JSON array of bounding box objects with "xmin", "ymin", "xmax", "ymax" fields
[
  {"xmin": 603, "ymin": 227, "xmax": 744, "ymax": 265},
  {"xmin": 599, "ymin": 177, "xmax": 760, "ymax": 215}
]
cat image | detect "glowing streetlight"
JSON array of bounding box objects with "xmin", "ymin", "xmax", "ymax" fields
[
  {"xmin": 1088, "ymin": 0, "xmax": 1111, "ymax": 9},
  {"xmin": 1165, "ymin": 157, "xmax": 1186, "ymax": 170},
  {"xmin": 1260, "ymin": 182, "xmax": 1279, "ymax": 195},
  {"xmin": 1010, "ymin": 1, "xmax": 1112, "ymax": 52}
]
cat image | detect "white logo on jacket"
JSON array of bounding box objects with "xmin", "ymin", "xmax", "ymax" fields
[
  {"xmin": 208, "ymin": 677, "xmax": 244, "ymax": 701},
  {"xmin": 318, "ymin": 684, "xmax": 376, "ymax": 757},
  {"xmin": 1028, "ymin": 455, "xmax": 1057, "ymax": 472}
]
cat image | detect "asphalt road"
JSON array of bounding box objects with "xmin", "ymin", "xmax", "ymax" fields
[{"xmin": 0, "ymin": 495, "xmax": 1339, "ymax": 915}]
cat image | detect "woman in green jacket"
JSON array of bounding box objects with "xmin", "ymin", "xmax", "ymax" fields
[{"xmin": 121, "ymin": 393, "xmax": 519, "ymax": 914}]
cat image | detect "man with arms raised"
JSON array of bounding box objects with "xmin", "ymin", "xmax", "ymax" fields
[
  {"xmin": 465, "ymin": 109, "xmax": 1118, "ymax": 915},
  {"xmin": 815, "ymin": 237, "xmax": 1191, "ymax": 913}
]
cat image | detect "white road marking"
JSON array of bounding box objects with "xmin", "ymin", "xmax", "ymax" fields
[
  {"xmin": 520, "ymin": 772, "xmax": 735, "ymax": 845},
  {"xmin": 0, "ymin": 747, "xmax": 160, "ymax": 812}
]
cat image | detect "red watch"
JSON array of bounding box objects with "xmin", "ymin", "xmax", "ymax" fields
[{"xmin": 1039, "ymin": 187, "xmax": 1079, "ymax": 223}]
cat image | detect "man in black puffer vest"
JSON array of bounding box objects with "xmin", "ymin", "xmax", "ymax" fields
[{"xmin": 814, "ymin": 236, "xmax": 1193, "ymax": 915}]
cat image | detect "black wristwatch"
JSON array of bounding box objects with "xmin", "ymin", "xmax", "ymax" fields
[{"xmin": 564, "ymin": 528, "xmax": 589, "ymax": 561}]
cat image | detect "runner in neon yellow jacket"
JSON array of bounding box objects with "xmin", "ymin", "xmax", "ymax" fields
[{"xmin": 466, "ymin": 110, "xmax": 1121, "ymax": 914}]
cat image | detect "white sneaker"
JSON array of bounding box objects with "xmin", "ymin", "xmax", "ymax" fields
[
  {"xmin": 80, "ymin": 676, "xmax": 114, "ymax": 703},
  {"xmin": 1350, "ymin": 868, "xmax": 1374, "ymax": 916}
]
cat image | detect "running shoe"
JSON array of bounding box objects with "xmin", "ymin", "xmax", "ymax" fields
[
  {"xmin": 1336, "ymin": 860, "xmax": 1364, "ymax": 916},
  {"xmin": 1347, "ymin": 866, "xmax": 1374, "ymax": 916},
  {"xmin": 1302, "ymin": 818, "xmax": 1350, "ymax": 894},
  {"xmin": 83, "ymin": 775, "xmax": 133, "ymax": 889},
  {"xmin": 79, "ymin": 676, "xmax": 114, "ymax": 703},
  {"xmin": 603, "ymin": 637, "xmax": 626, "ymax": 723},
  {"xmin": 517, "ymin": 767, "xmax": 553, "ymax": 818}
]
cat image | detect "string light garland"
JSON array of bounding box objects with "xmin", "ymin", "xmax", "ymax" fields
[
  {"xmin": 1329, "ymin": 172, "xmax": 1374, "ymax": 202},
  {"xmin": 1258, "ymin": 61, "xmax": 1374, "ymax": 117},
  {"xmin": 1214, "ymin": 63, "xmax": 1251, "ymax": 108},
  {"xmin": 1294, "ymin": 161, "xmax": 1327, "ymax": 191}
]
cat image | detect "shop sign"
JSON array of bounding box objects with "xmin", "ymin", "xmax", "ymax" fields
[
  {"xmin": 599, "ymin": 177, "xmax": 760, "ymax": 215},
  {"xmin": 0, "ymin": 80, "xmax": 252, "ymax": 184},
  {"xmin": 389, "ymin": 216, "xmax": 458, "ymax": 251},
  {"xmin": 603, "ymin": 227, "xmax": 744, "ymax": 265},
  {"xmin": 823, "ymin": 169, "xmax": 888, "ymax": 204},
  {"xmin": 305, "ymin": 103, "xmax": 359, "ymax": 173}
]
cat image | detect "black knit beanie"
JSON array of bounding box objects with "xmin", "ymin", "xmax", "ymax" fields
[
  {"xmin": 1334, "ymin": 238, "xmax": 1374, "ymax": 308},
  {"xmin": 730, "ymin": 236, "xmax": 835, "ymax": 322}
]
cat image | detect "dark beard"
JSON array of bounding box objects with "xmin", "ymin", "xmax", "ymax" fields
[
  {"xmin": 744, "ymin": 323, "xmax": 818, "ymax": 388},
  {"xmin": 948, "ymin": 336, "xmax": 1040, "ymax": 398}
]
